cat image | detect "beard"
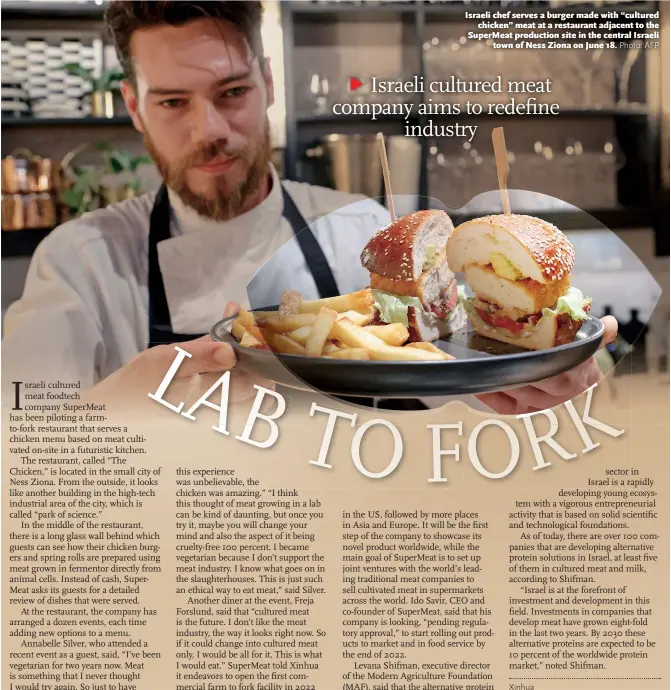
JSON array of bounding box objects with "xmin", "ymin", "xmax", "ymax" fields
[{"xmin": 143, "ymin": 122, "xmax": 272, "ymax": 222}]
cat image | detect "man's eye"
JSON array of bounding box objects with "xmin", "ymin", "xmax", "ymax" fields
[
  {"xmin": 160, "ymin": 98, "xmax": 187, "ymax": 109},
  {"xmin": 222, "ymin": 86, "xmax": 250, "ymax": 98}
]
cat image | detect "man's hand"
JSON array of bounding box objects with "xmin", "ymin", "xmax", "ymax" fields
[
  {"xmin": 475, "ymin": 316, "xmax": 619, "ymax": 415},
  {"xmin": 84, "ymin": 303, "xmax": 264, "ymax": 407},
  {"xmin": 89, "ymin": 335, "xmax": 235, "ymax": 403}
]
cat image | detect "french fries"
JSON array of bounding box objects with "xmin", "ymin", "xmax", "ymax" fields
[
  {"xmin": 305, "ymin": 308, "xmax": 338, "ymax": 357},
  {"xmin": 337, "ymin": 310, "xmax": 374, "ymax": 326},
  {"xmin": 406, "ymin": 342, "xmax": 455, "ymax": 360},
  {"xmin": 330, "ymin": 318, "xmax": 386, "ymax": 349},
  {"xmin": 228, "ymin": 290, "xmax": 456, "ymax": 363},
  {"xmin": 232, "ymin": 314, "xmax": 266, "ymax": 346},
  {"xmin": 332, "ymin": 318, "xmax": 450, "ymax": 361},
  {"xmin": 248, "ymin": 324, "xmax": 265, "ymax": 341},
  {"xmin": 231, "ymin": 320, "xmax": 247, "ymax": 341},
  {"xmin": 370, "ymin": 345, "xmax": 449, "ymax": 362},
  {"xmin": 364, "ymin": 323, "xmax": 409, "ymax": 347},
  {"xmin": 266, "ymin": 332, "xmax": 305, "ymax": 355},
  {"xmin": 298, "ymin": 289, "xmax": 374, "ymax": 315},
  {"xmin": 236, "ymin": 309, "xmax": 256, "ymax": 330},
  {"xmin": 287, "ymin": 325, "xmax": 312, "ymax": 345},
  {"xmin": 240, "ymin": 330, "xmax": 265, "ymax": 349},
  {"xmin": 322, "ymin": 342, "xmax": 342, "ymax": 355},
  {"xmin": 256, "ymin": 313, "xmax": 317, "ymax": 332}
]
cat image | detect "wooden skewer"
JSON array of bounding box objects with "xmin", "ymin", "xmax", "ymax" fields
[
  {"xmin": 377, "ymin": 132, "xmax": 396, "ymax": 222},
  {"xmin": 491, "ymin": 127, "xmax": 512, "ymax": 215}
]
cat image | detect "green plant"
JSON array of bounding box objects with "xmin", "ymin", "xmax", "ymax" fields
[
  {"xmin": 59, "ymin": 142, "xmax": 151, "ymax": 216},
  {"xmin": 58, "ymin": 165, "xmax": 102, "ymax": 216},
  {"xmin": 96, "ymin": 142, "xmax": 151, "ymax": 191},
  {"xmin": 62, "ymin": 63, "xmax": 124, "ymax": 92}
]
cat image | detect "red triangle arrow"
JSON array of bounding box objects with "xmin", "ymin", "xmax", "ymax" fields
[{"xmin": 349, "ymin": 77, "xmax": 363, "ymax": 91}]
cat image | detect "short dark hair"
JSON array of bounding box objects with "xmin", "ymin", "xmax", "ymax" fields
[{"xmin": 105, "ymin": 1, "xmax": 264, "ymax": 83}]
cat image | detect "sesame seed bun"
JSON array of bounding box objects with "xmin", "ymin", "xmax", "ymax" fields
[
  {"xmin": 361, "ymin": 210, "xmax": 455, "ymax": 282},
  {"xmin": 446, "ymin": 214, "xmax": 575, "ymax": 284}
]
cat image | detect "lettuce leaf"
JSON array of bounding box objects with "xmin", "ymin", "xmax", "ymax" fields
[
  {"xmin": 372, "ymin": 289, "xmax": 462, "ymax": 327},
  {"xmin": 372, "ymin": 290, "xmax": 423, "ymax": 326},
  {"xmin": 542, "ymin": 286, "xmax": 592, "ymax": 321}
]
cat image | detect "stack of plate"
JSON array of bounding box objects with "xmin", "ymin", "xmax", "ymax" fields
[
  {"xmin": 31, "ymin": 96, "xmax": 86, "ymax": 119},
  {"xmin": 1, "ymin": 35, "xmax": 100, "ymax": 119},
  {"xmin": 2, "ymin": 74, "xmax": 30, "ymax": 118}
]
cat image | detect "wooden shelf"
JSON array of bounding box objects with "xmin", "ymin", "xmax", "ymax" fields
[
  {"xmin": 3, "ymin": 116, "xmax": 132, "ymax": 127},
  {"xmin": 469, "ymin": 106, "xmax": 650, "ymax": 118},
  {"xmin": 1, "ymin": 1, "xmax": 107, "ymax": 18},
  {"xmin": 296, "ymin": 111, "xmax": 419, "ymax": 124},
  {"xmin": 423, "ymin": 0, "xmax": 657, "ymax": 18},
  {"xmin": 294, "ymin": 1, "xmax": 415, "ymax": 7},
  {"xmin": 295, "ymin": 106, "xmax": 649, "ymax": 124},
  {"xmin": 4, "ymin": 108, "xmax": 639, "ymax": 128},
  {"xmin": 448, "ymin": 207, "xmax": 653, "ymax": 232},
  {"xmin": 290, "ymin": 2, "xmax": 416, "ymax": 21},
  {"xmin": 9, "ymin": 0, "xmax": 651, "ymax": 21},
  {"xmin": 2, "ymin": 228, "xmax": 53, "ymax": 258}
]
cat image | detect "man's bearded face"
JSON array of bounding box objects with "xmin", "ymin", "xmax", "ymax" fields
[
  {"xmin": 122, "ymin": 17, "xmax": 275, "ymax": 221},
  {"xmin": 143, "ymin": 119, "xmax": 271, "ymax": 221}
]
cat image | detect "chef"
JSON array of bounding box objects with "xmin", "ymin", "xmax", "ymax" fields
[{"xmin": 2, "ymin": 1, "xmax": 616, "ymax": 415}]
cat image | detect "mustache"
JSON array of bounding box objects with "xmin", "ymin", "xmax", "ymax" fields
[
  {"xmin": 175, "ymin": 139, "xmax": 244, "ymax": 170},
  {"xmin": 143, "ymin": 121, "xmax": 271, "ymax": 221}
]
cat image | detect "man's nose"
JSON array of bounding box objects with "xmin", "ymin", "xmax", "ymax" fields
[{"xmin": 191, "ymin": 99, "xmax": 232, "ymax": 145}]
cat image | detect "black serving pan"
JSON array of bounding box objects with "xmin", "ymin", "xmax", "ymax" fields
[{"xmin": 210, "ymin": 308, "xmax": 604, "ymax": 399}]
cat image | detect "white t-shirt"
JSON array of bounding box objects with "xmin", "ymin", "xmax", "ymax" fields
[{"xmin": 2, "ymin": 165, "xmax": 488, "ymax": 411}]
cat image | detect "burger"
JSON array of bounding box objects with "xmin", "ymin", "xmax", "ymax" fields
[
  {"xmin": 446, "ymin": 214, "xmax": 591, "ymax": 350},
  {"xmin": 360, "ymin": 210, "xmax": 466, "ymax": 342}
]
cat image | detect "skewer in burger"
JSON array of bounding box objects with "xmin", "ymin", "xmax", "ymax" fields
[
  {"xmin": 360, "ymin": 210, "xmax": 466, "ymax": 342},
  {"xmin": 446, "ymin": 214, "xmax": 591, "ymax": 350}
]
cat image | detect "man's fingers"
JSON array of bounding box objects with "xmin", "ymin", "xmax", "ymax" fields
[
  {"xmin": 600, "ymin": 315, "xmax": 618, "ymax": 348},
  {"xmin": 153, "ymin": 341, "xmax": 237, "ymax": 377},
  {"xmin": 224, "ymin": 302, "xmax": 241, "ymax": 319},
  {"xmin": 476, "ymin": 392, "xmax": 523, "ymax": 416},
  {"xmin": 498, "ymin": 384, "xmax": 562, "ymax": 412},
  {"xmin": 533, "ymin": 358, "xmax": 601, "ymax": 398}
]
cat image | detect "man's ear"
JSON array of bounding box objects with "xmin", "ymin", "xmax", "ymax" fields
[
  {"xmin": 262, "ymin": 57, "xmax": 275, "ymax": 108},
  {"xmin": 121, "ymin": 80, "xmax": 144, "ymax": 133}
]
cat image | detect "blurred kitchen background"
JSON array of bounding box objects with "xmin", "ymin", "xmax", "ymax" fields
[{"xmin": 1, "ymin": 0, "xmax": 669, "ymax": 378}]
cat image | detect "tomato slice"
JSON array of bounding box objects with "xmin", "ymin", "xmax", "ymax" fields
[
  {"xmin": 476, "ymin": 308, "xmax": 525, "ymax": 333},
  {"xmin": 445, "ymin": 281, "xmax": 458, "ymax": 311},
  {"xmin": 475, "ymin": 297, "xmax": 589, "ymax": 334},
  {"xmin": 430, "ymin": 281, "xmax": 458, "ymax": 319}
]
